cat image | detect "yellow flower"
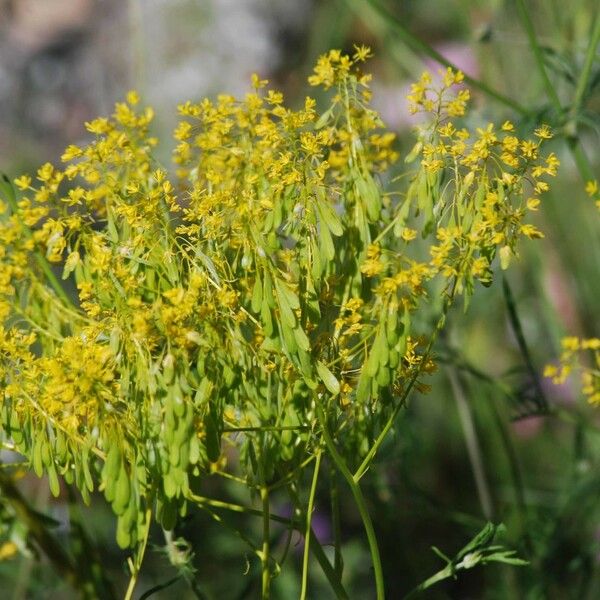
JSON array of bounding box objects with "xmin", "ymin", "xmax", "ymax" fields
[
  {"xmin": 0, "ymin": 542, "xmax": 18, "ymax": 561},
  {"xmin": 519, "ymin": 224, "xmax": 544, "ymax": 239},
  {"xmin": 585, "ymin": 180, "xmax": 598, "ymax": 197},
  {"xmin": 352, "ymin": 44, "xmax": 373, "ymax": 62},
  {"xmin": 534, "ymin": 124, "xmax": 553, "ymax": 139},
  {"xmin": 401, "ymin": 227, "xmax": 418, "ymax": 241},
  {"xmin": 14, "ymin": 175, "xmax": 32, "ymax": 191}
]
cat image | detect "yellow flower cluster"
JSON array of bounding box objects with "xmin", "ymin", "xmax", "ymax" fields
[
  {"xmin": 545, "ymin": 337, "xmax": 600, "ymax": 404},
  {"xmin": 0, "ymin": 49, "xmax": 560, "ymax": 552},
  {"xmin": 585, "ymin": 179, "xmax": 600, "ymax": 209}
]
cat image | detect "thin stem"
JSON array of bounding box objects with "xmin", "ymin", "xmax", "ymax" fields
[
  {"xmin": 185, "ymin": 491, "xmax": 297, "ymax": 526},
  {"xmin": 300, "ymin": 450, "xmax": 322, "ymax": 600},
  {"xmin": 514, "ymin": 0, "xmax": 562, "ymax": 110},
  {"xmin": 222, "ymin": 425, "xmax": 309, "ymax": 433},
  {"xmin": 260, "ymin": 486, "xmax": 271, "ymax": 599},
  {"xmin": 502, "ymin": 277, "xmax": 548, "ymax": 413},
  {"xmin": 286, "ymin": 485, "xmax": 350, "ymax": 600},
  {"xmin": 514, "ymin": 2, "xmax": 597, "ymax": 184},
  {"xmin": 447, "ymin": 367, "xmax": 494, "ymax": 520},
  {"xmin": 315, "ymin": 401, "xmax": 385, "ymax": 600},
  {"xmin": 345, "ymin": 0, "xmax": 529, "ymax": 115},
  {"xmin": 487, "ymin": 395, "xmax": 532, "ymax": 554},
  {"xmin": 330, "ymin": 467, "xmax": 343, "ymax": 578},
  {"xmin": 124, "ymin": 507, "xmax": 152, "ymax": 600},
  {"xmin": 570, "ymin": 11, "xmax": 600, "ymax": 119}
]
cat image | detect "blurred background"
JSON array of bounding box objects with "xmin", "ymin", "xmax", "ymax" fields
[{"xmin": 1, "ymin": 0, "xmax": 599, "ymax": 598}]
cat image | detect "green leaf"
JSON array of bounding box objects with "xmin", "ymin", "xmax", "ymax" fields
[{"xmin": 316, "ymin": 361, "xmax": 340, "ymax": 395}]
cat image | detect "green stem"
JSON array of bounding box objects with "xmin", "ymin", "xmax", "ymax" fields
[
  {"xmin": 300, "ymin": 451, "xmax": 322, "ymax": 600},
  {"xmin": 487, "ymin": 395, "xmax": 532, "ymax": 554},
  {"xmin": 186, "ymin": 491, "xmax": 297, "ymax": 526},
  {"xmin": 124, "ymin": 508, "xmax": 152, "ymax": 600},
  {"xmin": 570, "ymin": 10, "xmax": 600, "ymax": 119},
  {"xmin": 260, "ymin": 486, "xmax": 271, "ymax": 599},
  {"xmin": 315, "ymin": 401, "xmax": 385, "ymax": 600},
  {"xmin": 514, "ymin": 3, "xmax": 597, "ymax": 185},
  {"xmin": 330, "ymin": 467, "xmax": 344, "ymax": 578},
  {"xmin": 514, "ymin": 0, "xmax": 562, "ymax": 110},
  {"xmin": 502, "ymin": 277, "xmax": 548, "ymax": 414},
  {"xmin": 345, "ymin": 0, "xmax": 529, "ymax": 115},
  {"xmin": 286, "ymin": 485, "xmax": 350, "ymax": 600}
]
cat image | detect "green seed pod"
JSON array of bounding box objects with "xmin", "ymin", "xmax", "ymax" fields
[
  {"xmin": 358, "ymin": 172, "xmax": 381, "ymax": 221},
  {"xmin": 204, "ymin": 409, "xmax": 221, "ymax": 463},
  {"xmin": 102, "ymin": 444, "xmax": 122, "ymax": 503},
  {"xmin": 365, "ymin": 347, "xmax": 379, "ymax": 379},
  {"xmin": 116, "ymin": 512, "xmax": 132, "ymax": 549},
  {"xmin": 319, "ymin": 218, "xmax": 335, "ymax": 261},
  {"xmin": 316, "ymin": 193, "xmax": 343, "ymax": 236},
  {"xmin": 171, "ymin": 386, "xmax": 186, "ymax": 419},
  {"xmin": 311, "ymin": 237, "xmax": 322, "ymax": 281},
  {"xmin": 163, "ymin": 471, "xmax": 178, "ymax": 499},
  {"xmin": 189, "ymin": 435, "xmax": 200, "ymax": 465},
  {"xmin": 112, "ymin": 462, "xmax": 131, "ymax": 516},
  {"xmin": 178, "ymin": 440, "xmax": 190, "ymax": 470},
  {"xmin": 261, "ymin": 301, "xmax": 274, "ymax": 337},
  {"xmin": 55, "ymin": 432, "xmax": 68, "ymax": 463},
  {"xmin": 169, "ymin": 440, "xmax": 181, "ymax": 467},
  {"xmin": 389, "ymin": 349, "xmax": 400, "ymax": 369},
  {"xmin": 275, "ymin": 280, "xmax": 297, "ymax": 329},
  {"xmin": 263, "ymin": 270, "xmax": 275, "ymax": 308},
  {"xmin": 64, "ymin": 468, "xmax": 75, "ymax": 486},
  {"xmin": 251, "ymin": 271, "xmax": 263, "ymax": 313},
  {"xmin": 377, "ymin": 364, "xmax": 391, "ymax": 387},
  {"xmin": 280, "ymin": 320, "xmax": 298, "ymax": 356},
  {"xmin": 48, "ymin": 463, "xmax": 60, "ymax": 497},
  {"xmin": 356, "ymin": 369, "xmax": 371, "ymax": 403},
  {"xmin": 41, "ymin": 438, "xmax": 51, "ymax": 469},
  {"xmin": 32, "ymin": 437, "xmax": 44, "ymax": 478},
  {"xmin": 82, "ymin": 456, "xmax": 94, "ymax": 492},
  {"xmin": 317, "ymin": 361, "xmax": 340, "ymax": 396}
]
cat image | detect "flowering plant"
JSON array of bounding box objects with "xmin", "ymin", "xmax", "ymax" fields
[{"xmin": 0, "ymin": 48, "xmax": 557, "ymax": 598}]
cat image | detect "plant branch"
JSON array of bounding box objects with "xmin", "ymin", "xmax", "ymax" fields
[
  {"xmin": 570, "ymin": 10, "xmax": 600, "ymax": 121},
  {"xmin": 514, "ymin": 0, "xmax": 562, "ymax": 110},
  {"xmin": 300, "ymin": 450, "xmax": 322, "ymax": 600},
  {"xmin": 315, "ymin": 400, "xmax": 385, "ymax": 600}
]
